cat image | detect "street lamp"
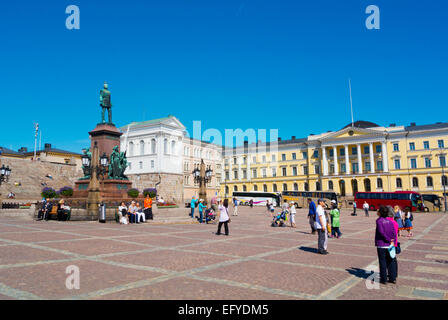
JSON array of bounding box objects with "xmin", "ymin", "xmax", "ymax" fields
[
  {"xmin": 82, "ymin": 152, "xmax": 109, "ymax": 179},
  {"xmin": 0, "ymin": 165, "xmax": 11, "ymax": 185},
  {"xmin": 192, "ymin": 159, "xmax": 213, "ymax": 202}
]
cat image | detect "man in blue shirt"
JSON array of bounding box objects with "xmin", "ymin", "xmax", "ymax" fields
[
  {"xmin": 190, "ymin": 196, "xmax": 198, "ymax": 218},
  {"xmin": 307, "ymin": 198, "xmax": 317, "ymax": 234}
]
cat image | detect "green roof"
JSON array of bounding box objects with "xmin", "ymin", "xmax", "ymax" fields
[{"xmin": 119, "ymin": 115, "xmax": 175, "ymax": 130}]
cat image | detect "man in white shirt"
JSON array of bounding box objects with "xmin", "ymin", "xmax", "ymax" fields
[
  {"xmin": 315, "ymin": 199, "xmax": 329, "ymax": 255},
  {"xmin": 363, "ymin": 201, "xmax": 369, "ymax": 217}
]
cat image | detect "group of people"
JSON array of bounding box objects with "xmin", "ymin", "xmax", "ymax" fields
[
  {"xmin": 37, "ymin": 198, "xmax": 71, "ymax": 221},
  {"xmin": 189, "ymin": 196, "xmax": 232, "ymax": 235},
  {"xmin": 117, "ymin": 194, "xmax": 153, "ymax": 224}
]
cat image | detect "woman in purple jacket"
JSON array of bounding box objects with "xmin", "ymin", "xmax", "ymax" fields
[{"xmin": 375, "ymin": 206, "xmax": 398, "ymax": 284}]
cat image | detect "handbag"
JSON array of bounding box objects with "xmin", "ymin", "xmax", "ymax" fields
[
  {"xmin": 388, "ymin": 245, "xmax": 396, "ymax": 259},
  {"xmin": 396, "ymin": 242, "xmax": 401, "ymax": 254}
]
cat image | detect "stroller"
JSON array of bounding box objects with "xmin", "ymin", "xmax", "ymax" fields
[
  {"xmin": 271, "ymin": 210, "xmax": 288, "ymax": 227},
  {"xmin": 204, "ymin": 208, "xmax": 216, "ymax": 224}
]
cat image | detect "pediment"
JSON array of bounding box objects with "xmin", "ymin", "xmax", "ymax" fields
[{"xmin": 319, "ymin": 127, "xmax": 386, "ymax": 142}]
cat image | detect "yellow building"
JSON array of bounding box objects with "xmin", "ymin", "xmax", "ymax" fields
[{"xmin": 221, "ymin": 121, "xmax": 448, "ymax": 201}]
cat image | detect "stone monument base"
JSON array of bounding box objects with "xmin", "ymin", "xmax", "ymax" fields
[{"xmin": 74, "ymin": 179, "xmax": 133, "ymax": 200}]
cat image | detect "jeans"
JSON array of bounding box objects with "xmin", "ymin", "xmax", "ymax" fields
[
  {"xmin": 199, "ymin": 211, "xmax": 203, "ymax": 223},
  {"xmin": 190, "ymin": 207, "xmax": 195, "ymax": 218},
  {"xmin": 217, "ymin": 221, "xmax": 229, "ymax": 235},
  {"xmin": 331, "ymin": 227, "xmax": 342, "ymax": 237},
  {"xmin": 317, "ymin": 229, "xmax": 327, "ymax": 252},
  {"xmin": 377, "ymin": 248, "xmax": 398, "ymax": 282},
  {"xmin": 364, "ymin": 209, "xmax": 369, "ymax": 217},
  {"xmin": 128, "ymin": 213, "xmax": 136, "ymax": 223},
  {"xmin": 308, "ymin": 216, "xmax": 316, "ymax": 233}
]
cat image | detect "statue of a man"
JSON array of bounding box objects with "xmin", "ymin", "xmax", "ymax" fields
[{"xmin": 100, "ymin": 82, "xmax": 112, "ymax": 124}]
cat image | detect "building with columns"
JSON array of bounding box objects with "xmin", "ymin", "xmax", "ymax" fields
[
  {"xmin": 119, "ymin": 115, "xmax": 222, "ymax": 204},
  {"xmin": 221, "ymin": 121, "xmax": 448, "ymax": 201}
]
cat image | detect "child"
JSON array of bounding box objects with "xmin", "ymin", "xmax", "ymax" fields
[
  {"xmin": 330, "ymin": 203, "xmax": 342, "ymax": 238},
  {"xmin": 403, "ymin": 207, "xmax": 414, "ymax": 237}
]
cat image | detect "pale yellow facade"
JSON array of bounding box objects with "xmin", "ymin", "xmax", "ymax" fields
[{"xmin": 220, "ymin": 122, "xmax": 448, "ymax": 201}]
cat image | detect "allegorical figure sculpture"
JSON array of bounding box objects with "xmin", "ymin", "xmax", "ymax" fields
[
  {"xmin": 100, "ymin": 82, "xmax": 112, "ymax": 124},
  {"xmin": 81, "ymin": 148, "xmax": 92, "ymax": 180},
  {"xmin": 108, "ymin": 146, "xmax": 128, "ymax": 180}
]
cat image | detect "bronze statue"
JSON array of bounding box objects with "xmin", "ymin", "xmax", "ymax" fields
[
  {"xmin": 100, "ymin": 82, "xmax": 112, "ymax": 124},
  {"xmin": 108, "ymin": 146, "xmax": 128, "ymax": 180}
]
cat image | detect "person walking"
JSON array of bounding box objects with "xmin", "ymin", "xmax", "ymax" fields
[
  {"xmin": 307, "ymin": 198, "xmax": 317, "ymax": 234},
  {"xmin": 232, "ymin": 197, "xmax": 239, "ymax": 216},
  {"xmin": 403, "ymin": 208, "xmax": 414, "ymax": 237},
  {"xmin": 249, "ymin": 199, "xmax": 253, "ymax": 208},
  {"xmin": 375, "ymin": 206, "xmax": 398, "ymax": 284},
  {"xmin": 393, "ymin": 205, "xmax": 404, "ymax": 237},
  {"xmin": 352, "ymin": 201, "xmax": 358, "ymax": 216},
  {"xmin": 289, "ymin": 202, "xmax": 296, "ymax": 228},
  {"xmin": 363, "ymin": 201, "xmax": 370, "ymax": 217},
  {"xmin": 330, "ymin": 202, "xmax": 342, "ymax": 238},
  {"xmin": 316, "ymin": 199, "xmax": 328, "ymax": 254},
  {"xmin": 144, "ymin": 194, "xmax": 153, "ymax": 220},
  {"xmin": 266, "ymin": 200, "xmax": 271, "ymax": 215},
  {"xmin": 198, "ymin": 199, "xmax": 206, "ymax": 223},
  {"xmin": 216, "ymin": 199, "xmax": 230, "ymax": 236},
  {"xmin": 190, "ymin": 196, "xmax": 198, "ymax": 219}
]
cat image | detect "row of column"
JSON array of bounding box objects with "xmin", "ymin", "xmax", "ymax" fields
[{"xmin": 322, "ymin": 141, "xmax": 388, "ymax": 176}]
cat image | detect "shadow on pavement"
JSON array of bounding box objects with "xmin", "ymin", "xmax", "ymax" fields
[
  {"xmin": 346, "ymin": 267, "xmax": 373, "ymax": 279},
  {"xmin": 298, "ymin": 246, "xmax": 318, "ymax": 253}
]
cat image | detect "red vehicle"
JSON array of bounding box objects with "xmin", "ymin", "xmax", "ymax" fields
[{"xmin": 355, "ymin": 191, "xmax": 424, "ymax": 212}]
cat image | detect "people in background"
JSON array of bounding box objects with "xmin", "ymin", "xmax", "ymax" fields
[
  {"xmin": 190, "ymin": 196, "xmax": 198, "ymax": 219},
  {"xmin": 315, "ymin": 199, "xmax": 328, "ymax": 255},
  {"xmin": 402, "ymin": 207, "xmax": 414, "ymax": 237},
  {"xmin": 363, "ymin": 201, "xmax": 370, "ymax": 217},
  {"xmin": 352, "ymin": 201, "xmax": 357, "ymax": 216},
  {"xmin": 249, "ymin": 199, "xmax": 253, "ymax": 208},
  {"xmin": 57, "ymin": 199, "xmax": 70, "ymax": 221},
  {"xmin": 128, "ymin": 201, "xmax": 137, "ymax": 224},
  {"xmin": 330, "ymin": 202, "xmax": 342, "ymax": 238},
  {"xmin": 216, "ymin": 199, "xmax": 230, "ymax": 236},
  {"xmin": 289, "ymin": 202, "xmax": 296, "ymax": 228},
  {"xmin": 232, "ymin": 197, "xmax": 238, "ymax": 216},
  {"xmin": 144, "ymin": 194, "xmax": 153, "ymax": 220},
  {"xmin": 393, "ymin": 206, "xmax": 404, "ymax": 237},
  {"xmin": 198, "ymin": 199, "xmax": 206, "ymax": 223},
  {"xmin": 118, "ymin": 202, "xmax": 128, "ymax": 224},
  {"xmin": 307, "ymin": 198, "xmax": 317, "ymax": 234},
  {"xmin": 43, "ymin": 198, "xmax": 53, "ymax": 221},
  {"xmin": 135, "ymin": 202, "xmax": 146, "ymax": 224}
]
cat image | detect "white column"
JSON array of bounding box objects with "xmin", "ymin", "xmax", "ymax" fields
[
  {"xmin": 382, "ymin": 141, "xmax": 389, "ymax": 172},
  {"xmin": 357, "ymin": 144, "xmax": 363, "ymax": 174},
  {"xmin": 322, "ymin": 147, "xmax": 328, "ymax": 176},
  {"xmin": 345, "ymin": 145, "xmax": 350, "ymax": 174},
  {"xmin": 369, "ymin": 143, "xmax": 375, "ymax": 173},
  {"xmin": 247, "ymin": 155, "xmax": 251, "ymax": 181},
  {"xmin": 333, "ymin": 146, "xmax": 338, "ymax": 175}
]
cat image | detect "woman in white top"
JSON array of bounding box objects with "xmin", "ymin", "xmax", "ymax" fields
[
  {"xmin": 289, "ymin": 201, "xmax": 296, "ymax": 228},
  {"xmin": 216, "ymin": 199, "xmax": 230, "ymax": 236},
  {"xmin": 118, "ymin": 202, "xmax": 128, "ymax": 224}
]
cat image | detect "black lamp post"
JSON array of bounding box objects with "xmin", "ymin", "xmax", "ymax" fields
[
  {"xmin": 192, "ymin": 159, "xmax": 213, "ymax": 202},
  {"xmin": 0, "ymin": 165, "xmax": 11, "ymax": 185},
  {"xmin": 82, "ymin": 152, "xmax": 109, "ymax": 179}
]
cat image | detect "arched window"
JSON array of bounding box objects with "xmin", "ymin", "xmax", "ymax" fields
[
  {"xmin": 164, "ymin": 139, "xmax": 168, "ymax": 154},
  {"xmin": 364, "ymin": 179, "xmax": 371, "ymax": 192},
  {"xmin": 328, "ymin": 180, "xmax": 334, "ymax": 190},
  {"xmin": 273, "ymin": 184, "xmax": 278, "ymax": 192},
  {"xmin": 243, "ymin": 185, "xmax": 247, "ymax": 191},
  {"xmin": 316, "ymin": 182, "xmax": 321, "ymax": 191},
  {"xmin": 129, "ymin": 142, "xmax": 134, "ymax": 156},
  {"xmin": 293, "ymin": 183, "xmax": 298, "ymax": 191},
  {"xmin": 283, "ymin": 183, "xmax": 288, "ymax": 191},
  {"xmin": 377, "ymin": 178, "xmax": 383, "ymax": 189},
  {"xmin": 442, "ymin": 175, "xmax": 448, "ymax": 187},
  {"xmin": 412, "ymin": 177, "xmax": 419, "ymax": 188},
  {"xmin": 396, "ymin": 178, "xmax": 402, "ymax": 188},
  {"xmin": 263, "ymin": 184, "xmax": 268, "ymax": 192},
  {"xmin": 171, "ymin": 141, "xmax": 176, "ymax": 155},
  {"xmin": 253, "ymin": 185, "xmax": 258, "ymax": 191},
  {"xmin": 427, "ymin": 176, "xmax": 433, "ymax": 187},
  {"xmin": 151, "ymin": 139, "xmax": 156, "ymax": 154},
  {"xmin": 140, "ymin": 140, "xmax": 145, "ymax": 155},
  {"xmin": 234, "ymin": 186, "xmax": 238, "ymax": 192}
]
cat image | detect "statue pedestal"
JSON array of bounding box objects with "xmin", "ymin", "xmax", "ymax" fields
[
  {"xmin": 89, "ymin": 123, "xmax": 123, "ymax": 157},
  {"xmin": 74, "ymin": 179, "xmax": 133, "ymax": 200}
]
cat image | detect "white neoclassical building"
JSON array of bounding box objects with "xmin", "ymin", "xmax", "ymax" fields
[{"xmin": 119, "ymin": 115, "xmax": 222, "ymax": 204}]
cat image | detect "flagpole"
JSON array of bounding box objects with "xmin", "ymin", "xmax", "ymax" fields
[{"xmin": 349, "ymin": 78, "xmax": 354, "ymax": 127}]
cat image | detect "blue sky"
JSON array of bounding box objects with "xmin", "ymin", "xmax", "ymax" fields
[{"xmin": 0, "ymin": 0, "xmax": 447, "ymax": 152}]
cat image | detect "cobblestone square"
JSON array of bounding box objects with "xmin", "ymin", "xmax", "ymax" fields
[{"xmin": 0, "ymin": 206, "xmax": 447, "ymax": 300}]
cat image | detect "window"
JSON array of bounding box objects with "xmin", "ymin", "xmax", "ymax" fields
[
  {"xmin": 352, "ymin": 163, "xmax": 358, "ymax": 174},
  {"xmin": 252, "ymin": 169, "xmax": 257, "ymax": 178},
  {"xmin": 262, "ymin": 155, "xmax": 266, "ymax": 162},
  {"xmin": 272, "ymin": 168, "xmax": 277, "ymax": 177},
  {"xmin": 225, "ymin": 186, "xmax": 229, "ymax": 195},
  {"xmin": 151, "ymin": 160, "xmax": 154, "ymax": 168},
  {"xmin": 329, "ymin": 149, "xmax": 334, "ymax": 157},
  {"xmin": 234, "ymin": 170, "xmax": 238, "ymax": 179},
  {"xmin": 243, "ymin": 170, "xmax": 247, "ymax": 179},
  {"xmin": 262, "ymin": 168, "xmax": 267, "ymax": 178},
  {"xmin": 272, "ymin": 155, "xmax": 276, "ymax": 162},
  {"xmin": 281, "ymin": 154, "xmax": 286, "ymax": 161},
  {"xmin": 328, "ymin": 180, "xmax": 334, "ymax": 190},
  {"xmin": 442, "ymin": 175, "xmax": 448, "ymax": 187},
  {"xmin": 340, "ymin": 148, "xmax": 345, "ymax": 156},
  {"xmin": 364, "ymin": 146, "xmax": 369, "ymax": 154},
  {"xmin": 409, "ymin": 142, "xmax": 415, "ymax": 151},
  {"xmin": 234, "ymin": 157, "xmax": 237, "ymax": 165},
  {"xmin": 234, "ymin": 186, "xmax": 238, "ymax": 192},
  {"xmin": 302, "ymin": 152, "xmax": 308, "ymax": 159},
  {"xmin": 393, "ymin": 143, "xmax": 399, "ymax": 152},
  {"xmin": 283, "ymin": 184, "xmax": 288, "ymax": 191},
  {"xmin": 316, "ymin": 182, "xmax": 321, "ymax": 191},
  {"xmin": 171, "ymin": 141, "xmax": 176, "ymax": 155},
  {"xmin": 313, "ymin": 150, "xmax": 319, "ymax": 158},
  {"xmin": 129, "ymin": 142, "xmax": 134, "ymax": 156},
  {"xmin": 139, "ymin": 161, "xmax": 143, "ymax": 169},
  {"xmin": 292, "ymin": 153, "xmax": 296, "ymax": 160},
  {"xmin": 394, "ymin": 159, "xmax": 401, "ymax": 170},
  {"xmin": 341, "ymin": 163, "xmax": 346, "ymax": 173},
  {"xmin": 396, "ymin": 178, "xmax": 402, "ymax": 188},
  {"xmin": 282, "ymin": 167, "xmax": 287, "ymax": 176},
  {"xmin": 273, "ymin": 184, "xmax": 278, "ymax": 192},
  {"xmin": 164, "ymin": 139, "xmax": 168, "ymax": 154},
  {"xmin": 140, "ymin": 140, "xmax": 145, "ymax": 155},
  {"xmin": 410, "ymin": 158, "xmax": 417, "ymax": 169},
  {"xmin": 243, "ymin": 157, "xmax": 247, "ymax": 164},
  {"xmin": 376, "ymin": 145, "xmax": 382, "ymax": 153},
  {"xmin": 425, "ymin": 158, "xmax": 431, "ymax": 168},
  {"xmin": 263, "ymin": 184, "xmax": 268, "ymax": 192},
  {"xmin": 365, "ymin": 162, "xmax": 371, "ymax": 172},
  {"xmin": 293, "ymin": 183, "xmax": 298, "ymax": 191},
  {"xmin": 292, "ymin": 167, "xmax": 297, "ymax": 176},
  {"xmin": 423, "ymin": 141, "xmax": 430, "ymax": 150},
  {"xmin": 225, "ymin": 171, "xmax": 229, "ymax": 180},
  {"xmin": 377, "ymin": 160, "xmax": 383, "ymax": 171},
  {"xmin": 377, "ymin": 178, "xmax": 383, "ymax": 189},
  {"xmin": 412, "ymin": 177, "xmax": 419, "ymax": 188},
  {"xmin": 440, "ymin": 156, "xmax": 446, "ymax": 167},
  {"xmin": 427, "ymin": 176, "xmax": 433, "ymax": 187},
  {"xmin": 330, "ymin": 164, "xmax": 334, "ymax": 174},
  {"xmin": 352, "ymin": 147, "xmax": 357, "ymax": 155},
  {"xmin": 243, "ymin": 185, "xmax": 247, "ymax": 191},
  {"xmin": 438, "ymin": 140, "xmax": 445, "ymax": 149},
  {"xmin": 314, "ymin": 165, "xmax": 320, "ymax": 174},
  {"xmin": 304, "ymin": 182, "xmax": 309, "ymax": 191},
  {"xmin": 253, "ymin": 185, "xmax": 258, "ymax": 191},
  {"xmin": 303, "ymin": 166, "xmax": 308, "ymax": 175}
]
